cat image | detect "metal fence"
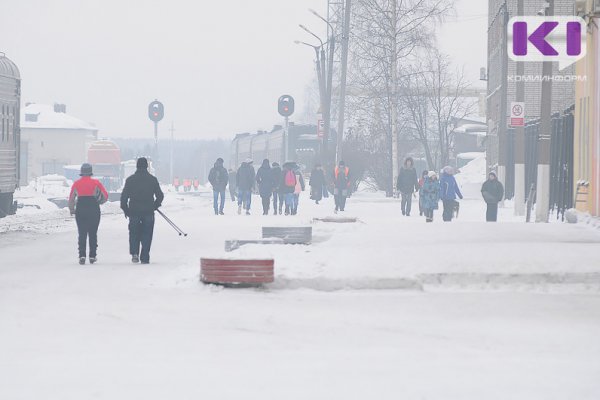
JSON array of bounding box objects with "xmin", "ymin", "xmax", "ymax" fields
[{"xmin": 504, "ymin": 105, "xmax": 574, "ymax": 220}]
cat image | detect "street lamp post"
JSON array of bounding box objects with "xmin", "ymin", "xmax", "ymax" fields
[{"xmin": 303, "ymin": 9, "xmax": 337, "ymax": 168}]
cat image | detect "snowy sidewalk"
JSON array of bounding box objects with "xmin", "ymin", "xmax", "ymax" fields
[{"xmin": 2, "ymin": 192, "xmax": 600, "ymax": 399}]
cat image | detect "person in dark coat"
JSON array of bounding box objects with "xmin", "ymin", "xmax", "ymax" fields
[
  {"xmin": 309, "ymin": 164, "xmax": 325, "ymax": 204},
  {"xmin": 396, "ymin": 157, "xmax": 419, "ymax": 216},
  {"xmin": 271, "ymin": 162, "xmax": 283, "ymax": 215},
  {"xmin": 236, "ymin": 159, "xmax": 255, "ymax": 215},
  {"xmin": 481, "ymin": 171, "xmax": 504, "ymax": 222},
  {"xmin": 120, "ymin": 157, "xmax": 164, "ymax": 264},
  {"xmin": 439, "ymin": 166, "xmax": 463, "ymax": 222},
  {"xmin": 333, "ymin": 160, "xmax": 351, "ymax": 213},
  {"xmin": 208, "ymin": 158, "xmax": 229, "ymax": 215},
  {"xmin": 256, "ymin": 159, "xmax": 274, "ymax": 215},
  {"xmin": 68, "ymin": 163, "xmax": 108, "ymax": 265},
  {"xmin": 228, "ymin": 169, "xmax": 237, "ymax": 202},
  {"xmin": 421, "ymin": 171, "xmax": 440, "ymax": 222}
]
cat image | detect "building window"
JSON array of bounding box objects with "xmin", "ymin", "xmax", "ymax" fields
[{"xmin": 25, "ymin": 113, "xmax": 39, "ymax": 122}]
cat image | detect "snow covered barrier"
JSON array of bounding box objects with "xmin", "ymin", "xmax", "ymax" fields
[
  {"xmin": 262, "ymin": 226, "xmax": 312, "ymax": 244},
  {"xmin": 200, "ymin": 258, "xmax": 274, "ymax": 286}
]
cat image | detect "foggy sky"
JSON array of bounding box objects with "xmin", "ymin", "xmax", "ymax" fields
[{"xmin": 0, "ymin": 0, "xmax": 487, "ymax": 140}]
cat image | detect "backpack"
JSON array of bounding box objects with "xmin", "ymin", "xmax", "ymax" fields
[{"xmin": 284, "ymin": 170, "xmax": 296, "ymax": 187}]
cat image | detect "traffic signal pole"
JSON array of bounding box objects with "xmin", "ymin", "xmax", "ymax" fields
[{"xmin": 154, "ymin": 121, "xmax": 158, "ymax": 163}]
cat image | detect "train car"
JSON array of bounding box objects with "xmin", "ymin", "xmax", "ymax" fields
[
  {"xmin": 230, "ymin": 123, "xmax": 320, "ymax": 171},
  {"xmin": 0, "ymin": 53, "xmax": 21, "ymax": 218}
]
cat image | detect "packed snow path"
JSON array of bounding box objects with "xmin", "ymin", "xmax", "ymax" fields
[{"xmin": 1, "ymin": 191, "xmax": 600, "ymax": 399}]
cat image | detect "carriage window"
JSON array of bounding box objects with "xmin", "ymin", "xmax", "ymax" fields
[{"xmin": 1, "ymin": 105, "xmax": 5, "ymax": 142}]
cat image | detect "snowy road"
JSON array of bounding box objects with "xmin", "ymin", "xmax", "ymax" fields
[{"xmin": 1, "ymin": 191, "xmax": 600, "ymax": 399}]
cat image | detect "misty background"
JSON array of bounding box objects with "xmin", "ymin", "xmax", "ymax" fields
[{"xmin": 1, "ymin": 0, "xmax": 487, "ymax": 183}]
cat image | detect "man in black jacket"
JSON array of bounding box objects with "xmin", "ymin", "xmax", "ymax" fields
[
  {"xmin": 121, "ymin": 157, "xmax": 164, "ymax": 264},
  {"xmin": 208, "ymin": 158, "xmax": 229, "ymax": 215},
  {"xmin": 396, "ymin": 157, "xmax": 419, "ymax": 216},
  {"xmin": 481, "ymin": 171, "xmax": 504, "ymax": 222}
]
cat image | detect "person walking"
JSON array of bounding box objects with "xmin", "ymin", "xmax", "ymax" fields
[
  {"xmin": 396, "ymin": 157, "xmax": 419, "ymax": 216},
  {"xmin": 418, "ymin": 170, "xmax": 428, "ymax": 216},
  {"xmin": 236, "ymin": 159, "xmax": 255, "ymax": 215},
  {"xmin": 183, "ymin": 178, "xmax": 191, "ymax": 192},
  {"xmin": 309, "ymin": 164, "xmax": 325, "ymax": 204},
  {"xmin": 333, "ymin": 160, "xmax": 351, "ymax": 213},
  {"xmin": 173, "ymin": 176, "xmax": 180, "ymax": 192},
  {"xmin": 481, "ymin": 171, "xmax": 504, "ymax": 222},
  {"xmin": 68, "ymin": 163, "xmax": 108, "ymax": 265},
  {"xmin": 421, "ymin": 171, "xmax": 440, "ymax": 222},
  {"xmin": 256, "ymin": 159, "xmax": 274, "ymax": 215},
  {"xmin": 439, "ymin": 166, "xmax": 463, "ymax": 222},
  {"xmin": 120, "ymin": 157, "xmax": 164, "ymax": 264},
  {"xmin": 291, "ymin": 165, "xmax": 306, "ymax": 215},
  {"xmin": 280, "ymin": 162, "xmax": 297, "ymax": 215},
  {"xmin": 228, "ymin": 168, "xmax": 237, "ymax": 202},
  {"xmin": 271, "ymin": 162, "xmax": 283, "ymax": 215},
  {"xmin": 208, "ymin": 158, "xmax": 229, "ymax": 215}
]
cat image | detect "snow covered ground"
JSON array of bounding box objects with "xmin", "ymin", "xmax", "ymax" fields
[{"xmin": 2, "ymin": 175, "xmax": 600, "ymax": 399}]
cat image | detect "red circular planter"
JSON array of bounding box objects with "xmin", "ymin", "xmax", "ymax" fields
[{"xmin": 200, "ymin": 258, "xmax": 274, "ymax": 286}]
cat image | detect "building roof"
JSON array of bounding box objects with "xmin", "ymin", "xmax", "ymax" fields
[
  {"xmin": 21, "ymin": 103, "xmax": 97, "ymax": 131},
  {"xmin": 0, "ymin": 53, "xmax": 20, "ymax": 79}
]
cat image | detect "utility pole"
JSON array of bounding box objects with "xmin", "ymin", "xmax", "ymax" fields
[
  {"xmin": 336, "ymin": 0, "xmax": 351, "ymax": 164},
  {"xmin": 390, "ymin": 0, "xmax": 399, "ymax": 196},
  {"xmin": 325, "ymin": 35, "xmax": 334, "ymax": 168},
  {"xmin": 514, "ymin": 0, "xmax": 526, "ymax": 216},
  {"xmin": 498, "ymin": 2, "xmax": 509, "ymax": 197},
  {"xmin": 169, "ymin": 121, "xmax": 175, "ymax": 185},
  {"xmin": 536, "ymin": 0, "xmax": 554, "ymax": 223}
]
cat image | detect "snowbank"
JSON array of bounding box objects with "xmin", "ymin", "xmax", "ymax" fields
[{"xmin": 455, "ymin": 153, "xmax": 486, "ymax": 199}]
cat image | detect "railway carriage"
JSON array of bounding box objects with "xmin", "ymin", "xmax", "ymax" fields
[
  {"xmin": 230, "ymin": 123, "xmax": 320, "ymax": 171},
  {"xmin": 0, "ymin": 53, "xmax": 20, "ymax": 218}
]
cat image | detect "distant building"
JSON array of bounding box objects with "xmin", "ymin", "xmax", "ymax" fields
[{"xmin": 20, "ymin": 103, "xmax": 98, "ymax": 184}]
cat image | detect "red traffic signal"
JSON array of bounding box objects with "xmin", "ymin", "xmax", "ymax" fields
[
  {"xmin": 148, "ymin": 100, "xmax": 164, "ymax": 122},
  {"xmin": 278, "ymin": 95, "xmax": 294, "ymax": 117}
]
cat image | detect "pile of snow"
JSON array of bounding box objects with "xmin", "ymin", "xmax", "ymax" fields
[{"xmin": 455, "ymin": 153, "xmax": 486, "ymax": 199}]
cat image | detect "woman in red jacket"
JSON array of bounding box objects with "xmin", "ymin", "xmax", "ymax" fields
[{"xmin": 68, "ymin": 163, "xmax": 108, "ymax": 265}]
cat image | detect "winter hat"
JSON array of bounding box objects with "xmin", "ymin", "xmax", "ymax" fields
[
  {"xmin": 428, "ymin": 170, "xmax": 437, "ymax": 178},
  {"xmin": 80, "ymin": 163, "xmax": 93, "ymax": 176},
  {"xmin": 442, "ymin": 165, "xmax": 454, "ymax": 175},
  {"xmin": 489, "ymin": 171, "xmax": 497, "ymax": 178},
  {"xmin": 137, "ymin": 157, "xmax": 149, "ymax": 169},
  {"xmin": 216, "ymin": 157, "xmax": 224, "ymax": 165}
]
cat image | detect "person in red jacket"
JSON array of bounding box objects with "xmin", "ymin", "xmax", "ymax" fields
[{"xmin": 68, "ymin": 163, "xmax": 108, "ymax": 265}]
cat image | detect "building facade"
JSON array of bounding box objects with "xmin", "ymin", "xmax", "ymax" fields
[
  {"xmin": 20, "ymin": 103, "xmax": 97, "ymax": 184},
  {"xmin": 487, "ymin": 0, "xmax": 576, "ymax": 185},
  {"xmin": 574, "ymin": 0, "xmax": 600, "ymax": 216}
]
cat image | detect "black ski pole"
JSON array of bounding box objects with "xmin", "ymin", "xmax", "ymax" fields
[
  {"xmin": 159, "ymin": 210, "xmax": 185, "ymax": 236},
  {"xmin": 157, "ymin": 209, "xmax": 188, "ymax": 236}
]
